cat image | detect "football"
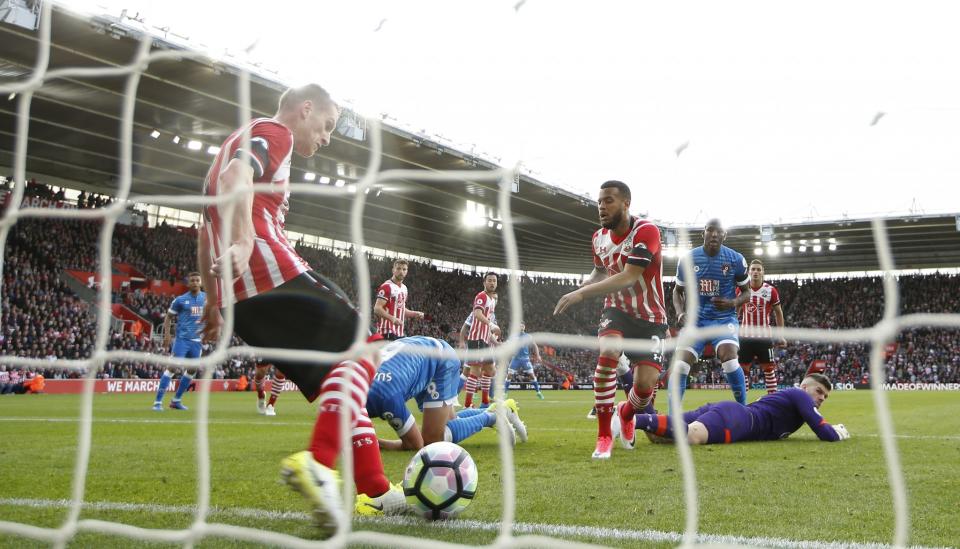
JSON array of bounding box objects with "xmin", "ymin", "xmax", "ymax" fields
[{"xmin": 402, "ymin": 441, "xmax": 478, "ymax": 520}]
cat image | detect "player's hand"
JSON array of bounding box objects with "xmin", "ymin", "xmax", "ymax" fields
[
  {"xmin": 833, "ymin": 423, "xmax": 850, "ymax": 441},
  {"xmin": 490, "ymin": 325, "xmax": 501, "ymax": 337},
  {"xmin": 416, "ymin": 311, "xmax": 425, "ymax": 320},
  {"xmin": 211, "ymin": 240, "xmax": 254, "ymax": 280},
  {"xmin": 776, "ymin": 337, "xmax": 788, "ymax": 348},
  {"xmin": 711, "ymin": 297, "xmax": 736, "ymax": 310},
  {"xmin": 676, "ymin": 312, "xmax": 686, "ymax": 328},
  {"xmin": 201, "ymin": 305, "xmax": 223, "ymax": 343},
  {"xmin": 554, "ymin": 291, "xmax": 583, "ymax": 315}
]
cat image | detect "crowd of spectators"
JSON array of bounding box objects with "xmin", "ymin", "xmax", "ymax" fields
[{"xmin": 1, "ymin": 215, "xmax": 959, "ymax": 391}]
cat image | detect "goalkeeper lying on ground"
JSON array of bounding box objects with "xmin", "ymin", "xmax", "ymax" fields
[{"xmin": 614, "ymin": 373, "xmax": 849, "ymax": 445}]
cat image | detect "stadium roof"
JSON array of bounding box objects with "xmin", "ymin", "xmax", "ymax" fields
[{"xmin": 2, "ymin": 7, "xmax": 959, "ymax": 276}]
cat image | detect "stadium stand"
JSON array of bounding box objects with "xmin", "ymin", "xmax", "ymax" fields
[{"xmin": 2, "ymin": 207, "xmax": 957, "ymax": 389}]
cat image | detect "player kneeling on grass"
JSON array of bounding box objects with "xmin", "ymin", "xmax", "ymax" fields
[
  {"xmin": 367, "ymin": 336, "xmax": 527, "ymax": 456},
  {"xmin": 623, "ymin": 373, "xmax": 849, "ymax": 444}
]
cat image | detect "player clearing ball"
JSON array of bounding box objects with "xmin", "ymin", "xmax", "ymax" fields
[
  {"xmin": 624, "ymin": 373, "xmax": 850, "ymax": 444},
  {"xmin": 554, "ymin": 180, "xmax": 668, "ymax": 459}
]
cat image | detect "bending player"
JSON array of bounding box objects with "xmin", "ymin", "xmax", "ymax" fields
[
  {"xmin": 503, "ymin": 323, "xmax": 545, "ymax": 400},
  {"xmin": 737, "ymin": 259, "xmax": 787, "ymax": 395},
  {"xmin": 627, "ymin": 373, "xmax": 850, "ymax": 444},
  {"xmin": 152, "ymin": 272, "xmax": 205, "ymax": 411},
  {"xmin": 366, "ymin": 336, "xmax": 526, "ymax": 457},
  {"xmin": 198, "ymin": 84, "xmax": 398, "ymax": 534},
  {"xmin": 554, "ymin": 180, "xmax": 668, "ymax": 459},
  {"xmin": 463, "ymin": 272, "xmax": 500, "ymax": 408},
  {"xmin": 253, "ymin": 362, "xmax": 285, "ymax": 416},
  {"xmin": 672, "ymin": 218, "xmax": 751, "ymax": 406}
]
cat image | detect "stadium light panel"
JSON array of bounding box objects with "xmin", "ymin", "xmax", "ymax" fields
[
  {"xmin": 304, "ymin": 172, "xmax": 316, "ymax": 181},
  {"xmin": 799, "ymin": 245, "xmax": 807, "ymax": 252},
  {"xmin": 319, "ymin": 176, "xmax": 330, "ymax": 184},
  {"xmin": 149, "ymin": 129, "xmax": 160, "ymax": 139},
  {"xmin": 829, "ymin": 243, "xmax": 837, "ymax": 251},
  {"xmin": 753, "ymin": 247, "xmax": 763, "ymax": 255},
  {"xmin": 206, "ymin": 145, "xmax": 220, "ymax": 155},
  {"xmin": 187, "ymin": 140, "xmax": 202, "ymax": 151},
  {"xmin": 496, "ymin": 223, "xmax": 502, "ymax": 230},
  {"xmin": 335, "ymin": 179, "xmax": 345, "ymax": 187},
  {"xmin": 767, "ymin": 246, "xmax": 779, "ymax": 256},
  {"xmin": 783, "ymin": 240, "xmax": 792, "ymax": 246},
  {"xmin": 172, "ymin": 135, "xmax": 180, "ymax": 144},
  {"xmin": 784, "ymin": 246, "xmax": 793, "ymax": 254},
  {"xmin": 487, "ymin": 220, "xmax": 495, "ymax": 228},
  {"xmin": 813, "ymin": 245, "xmax": 822, "ymax": 252}
]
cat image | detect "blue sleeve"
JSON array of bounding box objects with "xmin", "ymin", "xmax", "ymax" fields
[
  {"xmin": 675, "ymin": 255, "xmax": 687, "ymax": 286},
  {"xmin": 168, "ymin": 297, "xmax": 181, "ymax": 314},
  {"xmin": 789, "ymin": 390, "xmax": 840, "ymax": 442},
  {"xmin": 734, "ymin": 252, "xmax": 749, "ymax": 285}
]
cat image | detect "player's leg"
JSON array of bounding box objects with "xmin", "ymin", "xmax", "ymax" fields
[
  {"xmin": 593, "ymin": 336, "xmax": 622, "ymax": 459},
  {"xmin": 479, "ymin": 360, "xmax": 495, "ymax": 408},
  {"xmin": 689, "ymin": 401, "xmax": 755, "ymax": 444},
  {"xmin": 716, "ymin": 334, "xmax": 746, "ymax": 405},
  {"xmin": 524, "ymin": 366, "xmax": 543, "ymax": 398},
  {"xmin": 669, "ymin": 348, "xmax": 699, "ymax": 408},
  {"xmin": 352, "ymin": 407, "xmax": 406, "ymax": 516},
  {"xmin": 615, "ymin": 355, "xmax": 634, "ymax": 401},
  {"xmin": 232, "ymin": 271, "xmax": 369, "ymax": 532},
  {"xmin": 503, "ymin": 366, "xmax": 515, "ymax": 396},
  {"xmin": 616, "ymin": 322, "xmax": 667, "ymax": 449},
  {"xmin": 634, "ymin": 403, "xmax": 714, "ymax": 441},
  {"xmin": 737, "ymin": 341, "xmax": 755, "ymax": 400},
  {"xmin": 254, "ymin": 364, "xmax": 269, "ymax": 413},
  {"xmin": 152, "ymin": 368, "xmax": 174, "ymax": 410},
  {"xmin": 170, "ymin": 341, "xmax": 201, "ymax": 410},
  {"xmin": 463, "ymin": 361, "xmax": 481, "ymax": 408},
  {"xmin": 760, "ymin": 345, "xmax": 778, "ymax": 394},
  {"xmin": 266, "ymin": 368, "xmax": 285, "ymax": 416}
]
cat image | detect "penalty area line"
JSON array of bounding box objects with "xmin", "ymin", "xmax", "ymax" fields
[{"xmin": 0, "ymin": 497, "xmax": 947, "ymax": 549}]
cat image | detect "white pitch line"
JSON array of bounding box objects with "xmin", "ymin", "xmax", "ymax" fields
[
  {"xmin": 0, "ymin": 498, "xmax": 949, "ymax": 549},
  {"xmin": 1, "ymin": 417, "xmax": 957, "ymax": 441}
]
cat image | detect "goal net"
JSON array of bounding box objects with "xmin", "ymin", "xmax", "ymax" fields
[{"xmin": 0, "ymin": 3, "xmax": 939, "ymax": 548}]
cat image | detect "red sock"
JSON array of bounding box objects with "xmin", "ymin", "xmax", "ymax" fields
[
  {"xmin": 622, "ymin": 385, "xmax": 654, "ymax": 420},
  {"xmin": 763, "ymin": 364, "xmax": 777, "ymax": 394},
  {"xmin": 353, "ymin": 409, "xmax": 389, "ymax": 497},
  {"xmin": 254, "ymin": 373, "xmax": 265, "ymax": 400},
  {"xmin": 309, "ymin": 359, "xmax": 375, "ymax": 468},
  {"xmin": 595, "ymin": 356, "xmax": 618, "ymax": 438},
  {"xmin": 268, "ymin": 371, "xmax": 285, "ymax": 406},
  {"xmin": 480, "ymin": 375, "xmax": 492, "ymax": 405},
  {"xmin": 463, "ymin": 374, "xmax": 479, "ymax": 408}
]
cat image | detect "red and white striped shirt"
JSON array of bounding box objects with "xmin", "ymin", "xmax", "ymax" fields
[
  {"xmin": 738, "ymin": 282, "xmax": 781, "ymax": 338},
  {"xmin": 467, "ymin": 291, "xmax": 497, "ymax": 342},
  {"xmin": 375, "ymin": 279, "xmax": 408, "ymax": 337},
  {"xmin": 200, "ymin": 118, "xmax": 310, "ymax": 306},
  {"xmin": 592, "ymin": 217, "xmax": 667, "ymax": 324}
]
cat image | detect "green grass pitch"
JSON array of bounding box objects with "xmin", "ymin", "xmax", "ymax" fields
[{"xmin": 0, "ymin": 389, "xmax": 957, "ymax": 548}]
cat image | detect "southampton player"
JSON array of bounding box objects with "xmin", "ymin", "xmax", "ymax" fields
[
  {"xmin": 152, "ymin": 272, "xmax": 204, "ymax": 411},
  {"xmin": 463, "ymin": 272, "xmax": 501, "ymax": 408},
  {"xmin": 373, "ymin": 259, "xmax": 425, "ymax": 340},
  {"xmin": 554, "ymin": 180, "xmax": 668, "ymax": 459},
  {"xmin": 197, "ymin": 84, "xmax": 399, "ymax": 532},
  {"xmin": 253, "ymin": 362, "xmax": 285, "ymax": 416},
  {"xmin": 631, "ymin": 373, "xmax": 849, "ymax": 444},
  {"xmin": 672, "ymin": 219, "xmax": 751, "ymax": 405},
  {"xmin": 503, "ymin": 323, "xmax": 544, "ymax": 400},
  {"xmin": 737, "ymin": 259, "xmax": 787, "ymax": 394},
  {"xmin": 366, "ymin": 336, "xmax": 526, "ymax": 459}
]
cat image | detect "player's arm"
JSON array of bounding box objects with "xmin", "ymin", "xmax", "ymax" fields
[
  {"xmin": 580, "ymin": 266, "xmax": 607, "ymax": 288},
  {"xmin": 792, "ymin": 391, "xmax": 844, "ymax": 442},
  {"xmin": 162, "ymin": 307, "xmax": 176, "ymax": 349},
  {"xmin": 474, "ymin": 306, "xmax": 499, "ymax": 337},
  {"xmin": 373, "ymin": 297, "xmax": 401, "ymax": 326},
  {"xmin": 458, "ymin": 322, "xmax": 469, "ymax": 348},
  {"xmin": 198, "ymin": 234, "xmax": 223, "ymax": 342},
  {"xmin": 379, "ymin": 423, "xmax": 424, "ymax": 451},
  {"xmin": 209, "ymin": 158, "xmax": 256, "ymax": 279},
  {"xmin": 530, "ymin": 340, "xmax": 542, "ymax": 364},
  {"xmin": 772, "ymin": 302, "xmax": 787, "ymax": 347},
  {"xmin": 673, "ymin": 284, "xmax": 688, "ymax": 327},
  {"xmin": 555, "ymin": 263, "xmax": 646, "ymax": 315},
  {"xmin": 404, "ymin": 308, "xmax": 425, "ymax": 320}
]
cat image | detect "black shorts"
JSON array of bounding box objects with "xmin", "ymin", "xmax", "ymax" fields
[
  {"xmin": 598, "ymin": 308, "xmax": 667, "ymax": 369},
  {"xmin": 233, "ymin": 271, "xmax": 359, "ymax": 402},
  {"xmin": 738, "ymin": 338, "xmax": 774, "ymax": 364},
  {"xmin": 466, "ymin": 339, "xmax": 490, "ymax": 365},
  {"xmin": 380, "ymin": 333, "xmax": 401, "ymax": 341}
]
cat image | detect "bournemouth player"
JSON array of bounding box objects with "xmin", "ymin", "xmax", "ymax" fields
[
  {"xmin": 554, "ymin": 180, "xmax": 668, "ymax": 459},
  {"xmin": 253, "ymin": 363, "xmax": 286, "ymax": 416},
  {"xmin": 631, "ymin": 373, "xmax": 849, "ymax": 444},
  {"xmin": 503, "ymin": 323, "xmax": 544, "ymax": 400},
  {"xmin": 373, "ymin": 259, "xmax": 425, "ymax": 340},
  {"xmin": 672, "ymin": 219, "xmax": 751, "ymax": 406},
  {"xmin": 737, "ymin": 259, "xmax": 787, "ymax": 395},
  {"xmin": 366, "ymin": 336, "xmax": 526, "ymax": 457},
  {"xmin": 197, "ymin": 84, "xmax": 400, "ymax": 532},
  {"xmin": 152, "ymin": 272, "xmax": 205, "ymax": 411},
  {"xmin": 463, "ymin": 272, "xmax": 501, "ymax": 408}
]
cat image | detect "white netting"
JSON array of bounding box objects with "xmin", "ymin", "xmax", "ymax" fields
[{"xmin": 2, "ymin": 3, "xmax": 954, "ymax": 548}]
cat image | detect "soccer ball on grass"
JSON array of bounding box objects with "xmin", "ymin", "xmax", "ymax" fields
[{"xmin": 402, "ymin": 441, "xmax": 478, "ymax": 520}]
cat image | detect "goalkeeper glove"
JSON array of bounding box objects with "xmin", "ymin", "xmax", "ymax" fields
[{"xmin": 833, "ymin": 423, "xmax": 850, "ymax": 441}]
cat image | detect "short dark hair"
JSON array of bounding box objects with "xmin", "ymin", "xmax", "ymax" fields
[
  {"xmin": 750, "ymin": 259, "xmax": 764, "ymax": 268},
  {"xmin": 704, "ymin": 218, "xmax": 724, "ymax": 230},
  {"xmin": 805, "ymin": 373, "xmax": 832, "ymax": 391},
  {"xmin": 484, "ymin": 271, "xmax": 498, "ymax": 280},
  {"xmin": 279, "ymin": 84, "xmax": 336, "ymax": 112},
  {"xmin": 393, "ymin": 259, "xmax": 408, "ymax": 267},
  {"xmin": 187, "ymin": 271, "xmax": 201, "ymax": 278},
  {"xmin": 600, "ymin": 180, "xmax": 631, "ymax": 201}
]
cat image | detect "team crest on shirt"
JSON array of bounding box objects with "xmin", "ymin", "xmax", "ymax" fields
[
  {"xmin": 622, "ymin": 244, "xmax": 632, "ymax": 253},
  {"xmin": 599, "ymin": 318, "xmax": 612, "ymax": 329},
  {"xmin": 722, "ymin": 263, "xmax": 731, "ymax": 275}
]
